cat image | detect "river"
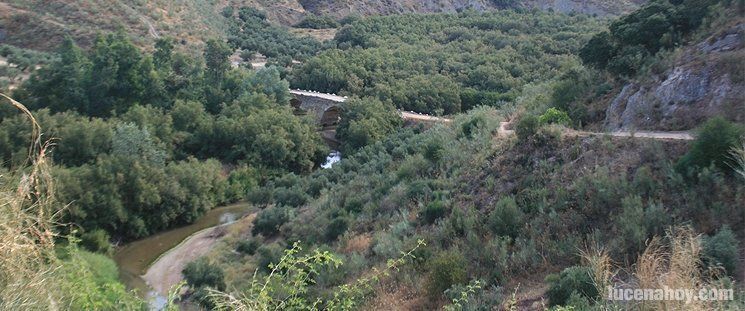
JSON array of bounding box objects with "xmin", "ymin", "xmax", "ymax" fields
[
  {"xmin": 114, "ymin": 151, "xmax": 341, "ymax": 309},
  {"xmin": 113, "ymin": 203, "xmax": 253, "ymax": 306}
]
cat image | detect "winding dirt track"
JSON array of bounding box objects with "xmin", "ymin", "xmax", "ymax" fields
[{"xmin": 497, "ymin": 121, "xmax": 694, "ymax": 141}]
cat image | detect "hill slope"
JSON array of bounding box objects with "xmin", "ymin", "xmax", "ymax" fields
[{"xmin": 0, "ymin": 0, "xmax": 643, "ymax": 53}]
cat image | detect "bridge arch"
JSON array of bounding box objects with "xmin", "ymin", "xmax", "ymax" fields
[{"xmin": 320, "ymin": 106, "xmax": 341, "ymax": 127}]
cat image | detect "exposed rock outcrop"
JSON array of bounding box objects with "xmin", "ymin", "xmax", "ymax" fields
[{"xmin": 605, "ymin": 23, "xmax": 745, "ymax": 131}]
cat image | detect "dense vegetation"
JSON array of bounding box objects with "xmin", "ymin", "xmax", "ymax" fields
[
  {"xmin": 1, "ymin": 0, "xmax": 743, "ymax": 309},
  {"xmin": 580, "ymin": 0, "xmax": 727, "ymax": 76},
  {"xmin": 4, "ymin": 33, "xmax": 327, "ymax": 241},
  {"xmin": 290, "ymin": 10, "xmax": 604, "ymax": 115},
  {"xmin": 226, "ymin": 7, "xmax": 327, "ymax": 61},
  {"xmin": 209, "ymin": 106, "xmax": 744, "ymax": 309}
]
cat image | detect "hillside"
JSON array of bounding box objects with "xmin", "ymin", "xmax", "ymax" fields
[
  {"xmin": 298, "ymin": 0, "xmax": 645, "ymax": 19},
  {"xmin": 0, "ymin": 0, "xmax": 643, "ymax": 53}
]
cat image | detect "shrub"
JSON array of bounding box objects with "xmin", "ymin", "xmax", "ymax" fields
[
  {"xmin": 252, "ymin": 207, "xmax": 289, "ymax": 237},
  {"xmin": 325, "ymin": 217, "xmax": 349, "ymax": 242},
  {"xmin": 274, "ymin": 186, "xmax": 308, "ymax": 207},
  {"xmin": 256, "ymin": 244, "xmax": 283, "ymax": 273},
  {"xmin": 487, "ymin": 196, "xmax": 522, "ymax": 238},
  {"xmin": 427, "ymin": 251, "xmax": 468, "ymax": 298},
  {"xmin": 703, "ymin": 226, "xmax": 739, "ymax": 276},
  {"xmin": 539, "ymin": 108, "xmax": 572, "ymax": 126},
  {"xmin": 236, "ymin": 239, "xmax": 260, "ymax": 255},
  {"xmin": 516, "ymin": 114, "xmax": 539, "ymax": 141},
  {"xmin": 182, "ymin": 258, "xmax": 226, "ymax": 291},
  {"xmin": 676, "ymin": 117, "xmax": 743, "ymax": 174},
  {"xmin": 79, "ymin": 229, "xmax": 112, "ymax": 255},
  {"xmin": 246, "ymin": 187, "xmax": 273, "ymax": 207},
  {"xmin": 295, "ymin": 14, "xmax": 340, "ymax": 29},
  {"xmin": 420, "ymin": 200, "xmax": 448, "ymax": 225},
  {"xmin": 545, "ymin": 266, "xmax": 598, "ymax": 306}
]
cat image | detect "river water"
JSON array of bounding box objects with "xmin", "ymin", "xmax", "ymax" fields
[
  {"xmin": 113, "ymin": 203, "xmax": 253, "ymax": 306},
  {"xmin": 114, "ymin": 151, "xmax": 340, "ymax": 308}
]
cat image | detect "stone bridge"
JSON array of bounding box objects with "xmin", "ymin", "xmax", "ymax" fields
[
  {"xmin": 290, "ymin": 89, "xmax": 452, "ymax": 127},
  {"xmin": 290, "ymin": 89, "xmax": 346, "ymax": 127}
]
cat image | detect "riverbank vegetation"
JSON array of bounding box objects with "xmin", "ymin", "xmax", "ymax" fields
[{"xmin": 3, "ymin": 32, "xmax": 327, "ymax": 241}]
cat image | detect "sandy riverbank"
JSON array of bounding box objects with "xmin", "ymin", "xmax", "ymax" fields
[{"xmin": 142, "ymin": 213, "xmax": 256, "ymax": 295}]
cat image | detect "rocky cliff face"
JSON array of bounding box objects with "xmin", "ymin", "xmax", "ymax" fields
[{"xmin": 605, "ymin": 23, "xmax": 745, "ymax": 131}]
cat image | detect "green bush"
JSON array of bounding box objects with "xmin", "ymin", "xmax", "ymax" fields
[
  {"xmin": 295, "ymin": 14, "xmax": 340, "ymax": 29},
  {"xmin": 79, "ymin": 229, "xmax": 112, "ymax": 255},
  {"xmin": 252, "ymin": 207, "xmax": 289, "ymax": 237},
  {"xmin": 325, "ymin": 217, "xmax": 349, "ymax": 242},
  {"xmin": 539, "ymin": 108, "xmax": 572, "ymax": 127},
  {"xmin": 676, "ymin": 117, "xmax": 743, "ymax": 174},
  {"xmin": 703, "ymin": 226, "xmax": 739, "ymax": 276},
  {"xmin": 236, "ymin": 239, "xmax": 260, "ymax": 255},
  {"xmin": 274, "ymin": 186, "xmax": 309, "ymax": 207},
  {"xmin": 487, "ymin": 196, "xmax": 522, "ymax": 238},
  {"xmin": 182, "ymin": 258, "xmax": 226, "ymax": 291},
  {"xmin": 516, "ymin": 114, "xmax": 539, "ymax": 141},
  {"xmin": 420, "ymin": 200, "xmax": 448, "ymax": 225},
  {"xmin": 427, "ymin": 251, "xmax": 468, "ymax": 298},
  {"xmin": 545, "ymin": 266, "xmax": 598, "ymax": 306}
]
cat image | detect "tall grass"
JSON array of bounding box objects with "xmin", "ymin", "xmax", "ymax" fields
[
  {"xmin": 587, "ymin": 227, "xmax": 736, "ymax": 311},
  {"xmin": 732, "ymin": 142, "xmax": 745, "ymax": 179},
  {"xmin": 0, "ymin": 93, "xmax": 60, "ymax": 309}
]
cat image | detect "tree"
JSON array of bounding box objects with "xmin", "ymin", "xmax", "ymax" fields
[
  {"xmin": 204, "ymin": 39, "xmax": 232, "ymax": 84},
  {"xmin": 183, "ymin": 258, "xmax": 226, "ymax": 291},
  {"xmin": 153, "ymin": 38, "xmax": 174, "ymax": 70},
  {"xmin": 112, "ymin": 123, "xmax": 166, "ymax": 166},
  {"xmin": 21, "ymin": 37, "xmax": 90, "ymax": 113},
  {"xmin": 676, "ymin": 117, "xmax": 744, "ymax": 174},
  {"xmin": 337, "ymin": 97, "xmax": 403, "ymax": 152}
]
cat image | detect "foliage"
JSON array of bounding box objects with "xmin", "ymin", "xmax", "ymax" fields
[
  {"xmin": 580, "ymin": 0, "xmax": 721, "ymax": 76},
  {"xmin": 228, "ymin": 7, "xmax": 324, "ymax": 60},
  {"xmin": 703, "ymin": 226, "xmax": 739, "ymax": 276},
  {"xmin": 487, "ymin": 196, "xmax": 522, "ymax": 238},
  {"xmin": 427, "ymin": 251, "xmax": 468, "ymax": 298},
  {"xmin": 252, "ymin": 207, "xmax": 290, "ymax": 237},
  {"xmin": 292, "ymin": 10, "xmax": 603, "ymax": 114},
  {"xmin": 210, "ymin": 240, "xmax": 425, "ymax": 310},
  {"xmin": 236, "ymin": 239, "xmax": 261, "ymax": 255},
  {"xmin": 421, "ymin": 200, "xmax": 448, "ymax": 225},
  {"xmin": 676, "ymin": 117, "xmax": 743, "ymax": 174},
  {"xmin": 516, "ymin": 114, "xmax": 540, "ymax": 141},
  {"xmin": 337, "ymin": 97, "xmax": 403, "ymax": 151},
  {"xmin": 546, "ymin": 266, "xmax": 599, "ymax": 306},
  {"xmin": 80, "ymin": 229, "xmax": 113, "ymax": 255},
  {"xmin": 183, "ymin": 258, "xmax": 226, "ymax": 291},
  {"xmin": 296, "ymin": 14, "xmax": 340, "ymax": 29},
  {"xmin": 539, "ymin": 108, "xmax": 572, "ymax": 126}
]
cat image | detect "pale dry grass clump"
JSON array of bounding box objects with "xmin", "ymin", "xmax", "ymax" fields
[
  {"xmin": 0, "ymin": 93, "xmax": 62, "ymax": 309},
  {"xmin": 587, "ymin": 227, "xmax": 733, "ymax": 311},
  {"xmin": 732, "ymin": 141, "xmax": 745, "ymax": 179}
]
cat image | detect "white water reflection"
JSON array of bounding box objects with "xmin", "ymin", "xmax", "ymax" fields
[{"xmin": 322, "ymin": 151, "xmax": 341, "ymax": 169}]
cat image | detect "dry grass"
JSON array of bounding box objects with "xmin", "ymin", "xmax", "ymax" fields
[
  {"xmin": 342, "ymin": 233, "xmax": 372, "ymax": 254},
  {"xmin": 0, "ymin": 93, "xmax": 60, "ymax": 309},
  {"xmin": 732, "ymin": 141, "xmax": 745, "ymax": 179},
  {"xmin": 588, "ymin": 227, "xmax": 734, "ymax": 311}
]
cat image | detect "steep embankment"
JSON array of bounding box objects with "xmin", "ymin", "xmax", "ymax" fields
[{"xmin": 605, "ymin": 22, "xmax": 745, "ymax": 131}]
